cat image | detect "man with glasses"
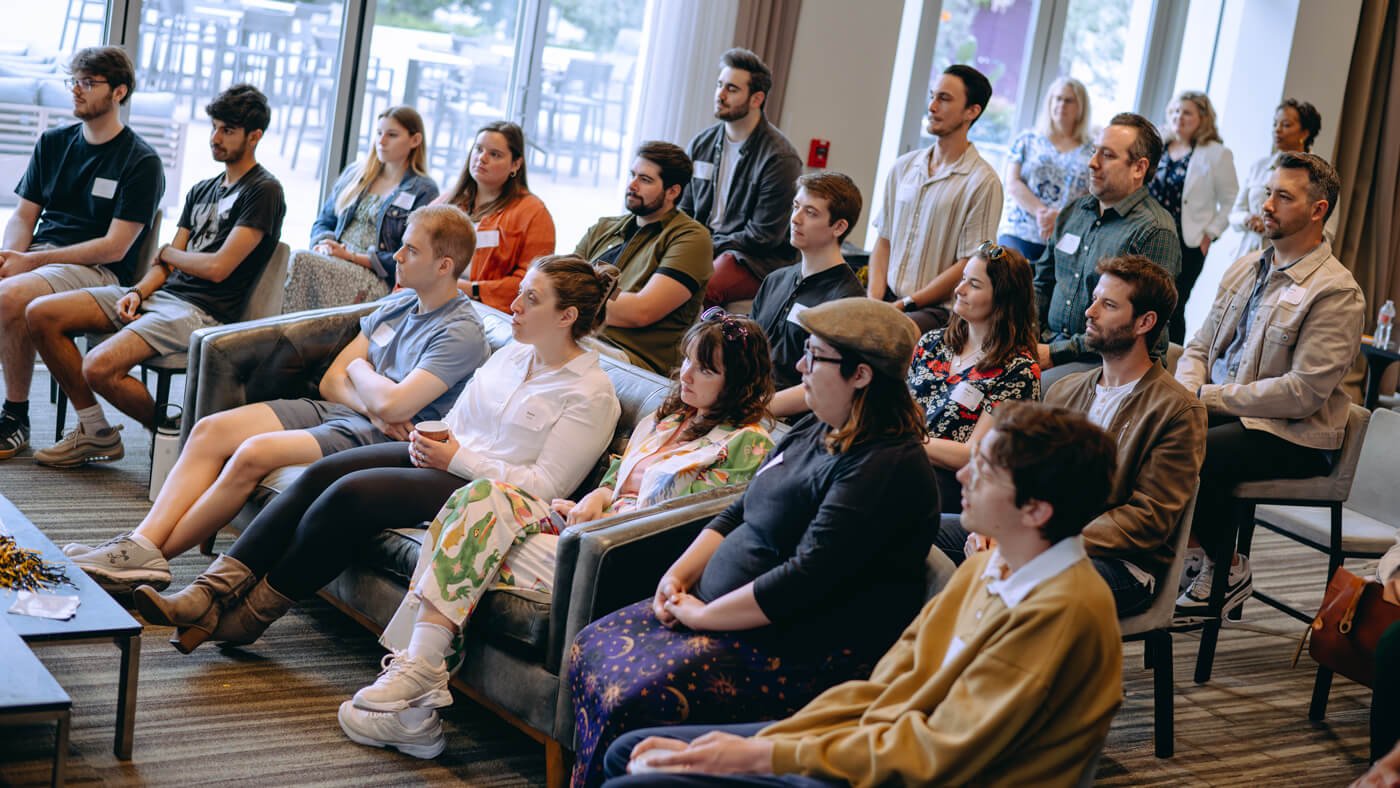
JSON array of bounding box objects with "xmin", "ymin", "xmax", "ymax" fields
[{"xmin": 0, "ymin": 46, "xmax": 164, "ymax": 459}]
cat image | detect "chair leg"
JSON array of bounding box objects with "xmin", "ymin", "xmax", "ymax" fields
[
  {"xmin": 1229, "ymin": 502, "xmax": 1256, "ymax": 621},
  {"xmin": 545, "ymin": 738, "xmax": 568, "ymax": 788},
  {"xmin": 54, "ymin": 388, "xmax": 68, "ymax": 443},
  {"xmin": 1143, "ymin": 637, "xmax": 1154, "ymax": 670},
  {"xmin": 1149, "ymin": 631, "xmax": 1174, "ymax": 758},
  {"xmin": 199, "ymin": 533, "xmax": 218, "ymax": 556},
  {"xmin": 1194, "ymin": 515, "xmax": 1240, "ymax": 684},
  {"xmin": 1309, "ymin": 666, "xmax": 1334, "ymax": 721}
]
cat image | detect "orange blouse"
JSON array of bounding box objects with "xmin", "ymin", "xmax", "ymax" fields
[{"xmin": 465, "ymin": 192, "xmax": 556, "ymax": 312}]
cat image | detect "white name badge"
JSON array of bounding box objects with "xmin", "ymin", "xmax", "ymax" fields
[
  {"xmin": 476, "ymin": 229, "xmax": 501, "ymax": 249},
  {"xmin": 1055, "ymin": 233, "xmax": 1082, "ymax": 254},
  {"xmin": 896, "ymin": 184, "xmax": 918, "ymax": 203},
  {"xmin": 940, "ymin": 635, "xmax": 968, "ymax": 670},
  {"xmin": 786, "ymin": 302, "xmax": 809, "ymax": 326},
  {"xmin": 1280, "ymin": 284, "xmax": 1306, "ymax": 305},
  {"xmin": 754, "ymin": 451, "xmax": 783, "ymax": 476},
  {"xmin": 692, "ymin": 160, "xmax": 715, "ymax": 180},
  {"xmin": 949, "ymin": 380, "xmax": 985, "ymax": 411},
  {"xmin": 217, "ymin": 190, "xmax": 240, "ymax": 214},
  {"xmin": 392, "ymin": 191, "xmax": 416, "ymax": 210},
  {"xmin": 370, "ymin": 322, "xmax": 396, "ymax": 347},
  {"xmin": 91, "ymin": 177, "xmax": 117, "ymax": 199}
]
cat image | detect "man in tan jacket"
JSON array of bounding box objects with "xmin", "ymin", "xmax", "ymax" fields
[
  {"xmin": 1174, "ymin": 151, "xmax": 1364, "ymax": 617},
  {"xmin": 597, "ymin": 402, "xmax": 1123, "ymax": 788}
]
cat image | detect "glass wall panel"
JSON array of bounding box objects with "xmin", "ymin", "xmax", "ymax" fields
[{"xmin": 1059, "ymin": 0, "xmax": 1154, "ymax": 126}]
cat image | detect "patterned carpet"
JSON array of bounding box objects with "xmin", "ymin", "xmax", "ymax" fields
[{"xmin": 0, "ymin": 370, "xmax": 1379, "ymax": 786}]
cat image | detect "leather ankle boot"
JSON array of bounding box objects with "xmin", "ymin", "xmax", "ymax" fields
[
  {"xmin": 132, "ymin": 554, "xmax": 256, "ymax": 654},
  {"xmin": 210, "ymin": 577, "xmax": 296, "ymax": 647}
]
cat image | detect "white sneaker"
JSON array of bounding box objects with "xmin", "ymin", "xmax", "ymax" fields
[
  {"xmin": 72, "ymin": 533, "xmax": 171, "ymax": 593},
  {"xmin": 62, "ymin": 541, "xmax": 95, "ymax": 557},
  {"xmin": 337, "ymin": 701, "xmax": 445, "ymax": 759},
  {"xmin": 1179, "ymin": 546, "xmax": 1206, "ymax": 593},
  {"xmin": 352, "ymin": 651, "xmax": 452, "ymax": 712},
  {"xmin": 1175, "ymin": 554, "xmax": 1253, "ymax": 619}
]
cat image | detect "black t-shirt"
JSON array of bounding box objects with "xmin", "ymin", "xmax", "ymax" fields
[
  {"xmin": 16, "ymin": 123, "xmax": 164, "ymax": 284},
  {"xmin": 750, "ymin": 261, "xmax": 865, "ymax": 390},
  {"xmin": 167, "ymin": 164, "xmax": 285, "ymax": 323}
]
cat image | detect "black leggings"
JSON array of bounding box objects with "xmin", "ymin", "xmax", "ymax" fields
[
  {"xmin": 225, "ymin": 442, "xmax": 466, "ymax": 600},
  {"xmin": 1169, "ymin": 241, "xmax": 1206, "ymax": 344}
]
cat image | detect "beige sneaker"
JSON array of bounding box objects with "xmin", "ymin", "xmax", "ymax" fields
[{"xmin": 35, "ymin": 424, "xmax": 125, "ymax": 468}]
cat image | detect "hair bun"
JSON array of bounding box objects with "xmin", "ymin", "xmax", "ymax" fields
[{"xmin": 594, "ymin": 263, "xmax": 622, "ymax": 302}]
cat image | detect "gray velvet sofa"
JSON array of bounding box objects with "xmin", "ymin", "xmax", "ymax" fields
[{"xmin": 180, "ymin": 302, "xmax": 754, "ymax": 787}]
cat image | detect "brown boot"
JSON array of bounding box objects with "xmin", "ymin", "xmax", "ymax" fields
[
  {"xmin": 132, "ymin": 554, "xmax": 256, "ymax": 654},
  {"xmin": 210, "ymin": 577, "xmax": 295, "ymax": 647}
]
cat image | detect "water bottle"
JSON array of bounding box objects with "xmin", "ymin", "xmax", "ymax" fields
[
  {"xmin": 148, "ymin": 404, "xmax": 182, "ymax": 502},
  {"xmin": 1376, "ymin": 299, "xmax": 1396, "ymax": 350}
]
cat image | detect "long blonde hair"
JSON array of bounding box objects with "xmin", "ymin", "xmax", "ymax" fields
[
  {"xmin": 1164, "ymin": 91, "xmax": 1223, "ymax": 147},
  {"xmin": 1035, "ymin": 77, "xmax": 1091, "ymax": 145},
  {"xmin": 334, "ymin": 106, "xmax": 429, "ymax": 214}
]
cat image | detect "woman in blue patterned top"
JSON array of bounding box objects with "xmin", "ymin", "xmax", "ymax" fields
[
  {"xmin": 997, "ymin": 77, "xmax": 1094, "ymax": 261},
  {"xmin": 907, "ymin": 241, "xmax": 1040, "ymax": 511}
]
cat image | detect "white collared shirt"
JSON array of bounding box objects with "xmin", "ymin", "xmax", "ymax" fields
[
  {"xmin": 981, "ymin": 535, "xmax": 1088, "ymax": 609},
  {"xmin": 444, "ymin": 341, "xmax": 621, "ymax": 500}
]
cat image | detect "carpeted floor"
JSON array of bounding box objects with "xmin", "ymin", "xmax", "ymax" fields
[{"xmin": 0, "ymin": 369, "xmax": 1380, "ymax": 786}]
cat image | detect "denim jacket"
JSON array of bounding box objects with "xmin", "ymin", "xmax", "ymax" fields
[{"xmin": 311, "ymin": 167, "xmax": 439, "ymax": 283}]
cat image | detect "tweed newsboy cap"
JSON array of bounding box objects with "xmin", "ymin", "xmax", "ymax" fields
[{"xmin": 796, "ymin": 297, "xmax": 920, "ymax": 380}]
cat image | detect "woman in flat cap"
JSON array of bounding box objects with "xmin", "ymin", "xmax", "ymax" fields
[{"xmin": 568, "ymin": 297, "xmax": 938, "ymax": 786}]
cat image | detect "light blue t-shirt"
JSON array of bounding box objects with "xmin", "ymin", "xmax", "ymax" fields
[{"xmin": 360, "ymin": 290, "xmax": 491, "ymax": 422}]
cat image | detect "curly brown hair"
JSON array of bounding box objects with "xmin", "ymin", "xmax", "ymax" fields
[{"xmin": 656, "ymin": 314, "xmax": 773, "ymax": 441}]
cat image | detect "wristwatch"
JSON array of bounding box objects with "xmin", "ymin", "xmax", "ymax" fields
[{"xmin": 899, "ymin": 296, "xmax": 918, "ymax": 313}]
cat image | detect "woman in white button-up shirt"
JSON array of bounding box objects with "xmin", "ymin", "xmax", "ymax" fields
[{"xmin": 139, "ymin": 255, "xmax": 624, "ymax": 654}]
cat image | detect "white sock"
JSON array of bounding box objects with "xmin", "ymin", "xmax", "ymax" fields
[
  {"xmin": 127, "ymin": 532, "xmax": 159, "ymax": 552},
  {"xmin": 406, "ymin": 622, "xmax": 453, "ymax": 667},
  {"xmin": 398, "ymin": 707, "xmax": 436, "ymax": 728},
  {"xmin": 76, "ymin": 404, "xmax": 111, "ymax": 434}
]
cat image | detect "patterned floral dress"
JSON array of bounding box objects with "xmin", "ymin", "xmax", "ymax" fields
[
  {"xmin": 378, "ymin": 413, "xmax": 773, "ymax": 669},
  {"xmin": 284, "ymin": 193, "xmax": 392, "ymax": 313},
  {"xmin": 1000, "ymin": 130, "xmax": 1094, "ymax": 245}
]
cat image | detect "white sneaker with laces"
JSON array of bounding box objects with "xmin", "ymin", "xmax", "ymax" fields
[
  {"xmin": 1179, "ymin": 546, "xmax": 1206, "ymax": 593},
  {"xmin": 1175, "ymin": 554, "xmax": 1252, "ymax": 619},
  {"xmin": 352, "ymin": 650, "xmax": 452, "ymax": 712},
  {"xmin": 72, "ymin": 533, "xmax": 171, "ymax": 592},
  {"xmin": 338, "ymin": 701, "xmax": 445, "ymax": 759}
]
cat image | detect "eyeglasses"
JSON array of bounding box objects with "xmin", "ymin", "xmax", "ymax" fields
[
  {"xmin": 64, "ymin": 77, "xmax": 109, "ymax": 92},
  {"xmin": 701, "ymin": 306, "xmax": 750, "ymax": 342},
  {"xmin": 801, "ymin": 340, "xmax": 843, "ymax": 368},
  {"xmin": 976, "ymin": 240, "xmax": 1008, "ymax": 262}
]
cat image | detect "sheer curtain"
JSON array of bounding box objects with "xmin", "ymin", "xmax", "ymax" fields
[{"xmin": 630, "ymin": 0, "xmax": 740, "ymax": 149}]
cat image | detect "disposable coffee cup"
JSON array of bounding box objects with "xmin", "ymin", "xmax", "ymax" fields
[{"xmin": 416, "ymin": 421, "xmax": 450, "ymax": 442}]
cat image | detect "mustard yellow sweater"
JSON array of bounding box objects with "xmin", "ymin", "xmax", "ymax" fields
[{"xmin": 758, "ymin": 552, "xmax": 1123, "ymax": 787}]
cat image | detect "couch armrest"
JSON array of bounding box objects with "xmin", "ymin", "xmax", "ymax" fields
[{"xmin": 179, "ymin": 303, "xmax": 378, "ymax": 447}]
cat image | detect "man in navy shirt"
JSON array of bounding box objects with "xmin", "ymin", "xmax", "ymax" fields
[
  {"xmin": 28, "ymin": 84, "xmax": 284, "ymax": 467},
  {"xmin": 0, "ymin": 46, "xmax": 163, "ymax": 459}
]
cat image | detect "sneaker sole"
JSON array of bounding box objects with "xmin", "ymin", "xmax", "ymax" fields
[
  {"xmin": 35, "ymin": 445, "xmax": 125, "ymax": 468},
  {"xmin": 338, "ymin": 703, "xmax": 445, "ymax": 759},
  {"xmin": 352, "ymin": 686, "xmax": 453, "ymax": 713},
  {"xmin": 78, "ymin": 565, "xmax": 171, "ymax": 594},
  {"xmin": 0, "ymin": 443, "xmax": 28, "ymax": 460}
]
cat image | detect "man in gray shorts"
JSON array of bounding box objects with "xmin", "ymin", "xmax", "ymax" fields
[
  {"xmin": 27, "ymin": 84, "xmax": 285, "ymax": 467},
  {"xmin": 0, "ymin": 46, "xmax": 163, "ymax": 459}
]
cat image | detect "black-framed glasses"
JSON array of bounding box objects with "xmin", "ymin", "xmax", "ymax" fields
[
  {"xmin": 64, "ymin": 77, "xmax": 109, "ymax": 92},
  {"xmin": 801, "ymin": 340, "xmax": 843, "ymax": 368},
  {"xmin": 701, "ymin": 306, "xmax": 750, "ymax": 342},
  {"xmin": 976, "ymin": 240, "xmax": 1007, "ymax": 262}
]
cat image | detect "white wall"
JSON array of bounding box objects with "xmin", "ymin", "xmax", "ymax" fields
[{"xmin": 779, "ymin": 0, "xmax": 904, "ymax": 248}]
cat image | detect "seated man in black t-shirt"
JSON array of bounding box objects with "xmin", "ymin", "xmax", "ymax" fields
[
  {"xmin": 27, "ymin": 84, "xmax": 285, "ymax": 468},
  {"xmin": 0, "ymin": 46, "xmax": 164, "ymax": 460},
  {"xmin": 750, "ymin": 171, "xmax": 865, "ymax": 419}
]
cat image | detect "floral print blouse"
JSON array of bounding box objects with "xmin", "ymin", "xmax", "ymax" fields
[
  {"xmin": 1000, "ymin": 131, "xmax": 1094, "ymax": 244},
  {"xmin": 1149, "ymin": 147, "xmax": 1192, "ymax": 223},
  {"xmin": 600, "ymin": 411, "xmax": 774, "ymax": 513},
  {"xmin": 907, "ymin": 329, "xmax": 1041, "ymax": 442}
]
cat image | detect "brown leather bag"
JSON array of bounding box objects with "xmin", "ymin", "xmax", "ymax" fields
[{"xmin": 1303, "ymin": 566, "xmax": 1400, "ymax": 687}]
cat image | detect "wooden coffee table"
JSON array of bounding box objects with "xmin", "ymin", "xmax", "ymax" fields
[{"xmin": 0, "ymin": 495, "xmax": 142, "ymax": 759}]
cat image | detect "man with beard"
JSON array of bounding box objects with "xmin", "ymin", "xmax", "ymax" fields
[
  {"xmin": 26, "ymin": 84, "xmax": 284, "ymax": 467},
  {"xmin": 1174, "ymin": 153, "xmax": 1363, "ymax": 617},
  {"xmin": 1033, "ymin": 112, "xmax": 1181, "ymax": 389},
  {"xmin": 0, "ymin": 46, "xmax": 164, "ymax": 460},
  {"xmin": 678, "ymin": 48, "xmax": 802, "ymax": 308},
  {"xmin": 867, "ymin": 64, "xmax": 1002, "ymax": 335},
  {"xmin": 576, "ymin": 141, "xmax": 712, "ymax": 374}
]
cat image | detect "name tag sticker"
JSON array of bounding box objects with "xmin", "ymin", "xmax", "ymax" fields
[
  {"xmin": 1055, "ymin": 233, "xmax": 1082, "ymax": 254},
  {"xmin": 896, "ymin": 184, "xmax": 918, "ymax": 203},
  {"xmin": 370, "ymin": 322, "xmax": 396, "ymax": 347},
  {"xmin": 1280, "ymin": 284, "xmax": 1306, "ymax": 305},
  {"xmin": 217, "ymin": 190, "xmax": 239, "ymax": 214},
  {"xmin": 91, "ymin": 177, "xmax": 117, "ymax": 199},
  {"xmin": 949, "ymin": 380, "xmax": 985, "ymax": 411},
  {"xmin": 786, "ymin": 302, "xmax": 809, "ymax": 326},
  {"xmin": 476, "ymin": 229, "xmax": 501, "ymax": 249},
  {"xmin": 392, "ymin": 191, "xmax": 416, "ymax": 210},
  {"xmin": 692, "ymin": 161, "xmax": 715, "ymax": 180},
  {"xmin": 941, "ymin": 635, "xmax": 968, "ymax": 670},
  {"xmin": 755, "ymin": 451, "xmax": 783, "ymax": 476}
]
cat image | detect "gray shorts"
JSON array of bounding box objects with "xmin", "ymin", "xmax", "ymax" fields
[
  {"xmin": 265, "ymin": 397, "xmax": 392, "ymax": 457},
  {"xmin": 86, "ymin": 285, "xmax": 220, "ymax": 356},
  {"xmin": 32, "ymin": 261, "xmax": 119, "ymax": 293}
]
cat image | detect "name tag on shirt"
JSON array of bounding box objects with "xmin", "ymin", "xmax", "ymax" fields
[
  {"xmin": 940, "ymin": 636, "xmax": 968, "ymax": 670},
  {"xmin": 476, "ymin": 229, "xmax": 500, "ymax": 249},
  {"xmin": 91, "ymin": 177, "xmax": 117, "ymax": 199},
  {"xmin": 370, "ymin": 322, "xmax": 396, "ymax": 348},
  {"xmin": 896, "ymin": 183, "xmax": 918, "ymax": 204},
  {"xmin": 692, "ymin": 160, "xmax": 715, "ymax": 180},
  {"xmin": 754, "ymin": 451, "xmax": 783, "ymax": 477},
  {"xmin": 392, "ymin": 191, "xmax": 416, "ymax": 210},
  {"xmin": 1280, "ymin": 284, "xmax": 1306, "ymax": 305},
  {"xmin": 1056, "ymin": 233, "xmax": 1082, "ymax": 254},
  {"xmin": 786, "ymin": 302, "xmax": 809, "ymax": 326},
  {"xmin": 217, "ymin": 190, "xmax": 240, "ymax": 215},
  {"xmin": 949, "ymin": 380, "xmax": 985, "ymax": 411}
]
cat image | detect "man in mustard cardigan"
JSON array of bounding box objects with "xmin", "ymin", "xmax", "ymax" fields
[{"xmin": 599, "ymin": 401, "xmax": 1124, "ymax": 787}]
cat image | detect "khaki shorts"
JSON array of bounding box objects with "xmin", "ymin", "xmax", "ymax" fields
[
  {"xmin": 31, "ymin": 261, "xmax": 119, "ymax": 293},
  {"xmin": 85, "ymin": 285, "xmax": 220, "ymax": 357}
]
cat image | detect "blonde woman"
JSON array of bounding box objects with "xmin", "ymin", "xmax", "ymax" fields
[
  {"xmin": 997, "ymin": 77, "xmax": 1094, "ymax": 261},
  {"xmin": 286, "ymin": 106, "xmax": 440, "ymax": 311},
  {"xmin": 1149, "ymin": 90, "xmax": 1238, "ymax": 342}
]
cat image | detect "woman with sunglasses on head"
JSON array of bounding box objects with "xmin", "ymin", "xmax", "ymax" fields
[
  {"xmin": 907, "ymin": 241, "xmax": 1041, "ymax": 512},
  {"xmin": 567, "ymin": 297, "xmax": 938, "ymax": 787},
  {"xmin": 334, "ymin": 309, "xmax": 775, "ymax": 757},
  {"xmin": 438, "ymin": 121, "xmax": 556, "ymax": 312}
]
